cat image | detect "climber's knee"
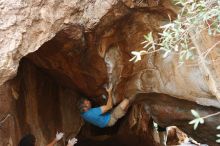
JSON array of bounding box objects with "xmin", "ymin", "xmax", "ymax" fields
[
  {"xmin": 107, "ymin": 105, "xmax": 126, "ymax": 127},
  {"xmin": 119, "ymin": 98, "xmax": 129, "ymax": 111}
]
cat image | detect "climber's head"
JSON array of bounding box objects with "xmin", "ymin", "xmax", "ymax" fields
[
  {"xmin": 19, "ymin": 134, "xmax": 36, "ymax": 146},
  {"xmin": 78, "ymin": 98, "xmax": 92, "ymax": 113}
]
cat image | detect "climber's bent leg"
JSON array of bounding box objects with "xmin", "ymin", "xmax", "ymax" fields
[
  {"xmin": 118, "ymin": 98, "xmax": 129, "ymax": 111},
  {"xmin": 107, "ymin": 99, "xmax": 129, "ymax": 127}
]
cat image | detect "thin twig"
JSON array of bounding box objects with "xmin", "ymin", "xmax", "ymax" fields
[
  {"xmin": 203, "ymin": 40, "xmax": 220, "ymax": 58},
  {"xmin": 201, "ymin": 111, "xmax": 220, "ymax": 119}
]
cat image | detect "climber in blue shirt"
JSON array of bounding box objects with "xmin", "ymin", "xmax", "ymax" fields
[{"xmin": 79, "ymin": 85, "xmax": 130, "ymax": 128}]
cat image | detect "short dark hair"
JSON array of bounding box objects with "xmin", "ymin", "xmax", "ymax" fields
[
  {"xmin": 77, "ymin": 97, "xmax": 90, "ymax": 113},
  {"xmin": 19, "ymin": 134, "xmax": 36, "ymax": 146}
]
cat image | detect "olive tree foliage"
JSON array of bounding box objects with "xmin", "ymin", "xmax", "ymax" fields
[
  {"xmin": 129, "ymin": 0, "xmax": 220, "ymax": 63},
  {"xmin": 189, "ymin": 110, "xmax": 220, "ymax": 143},
  {"xmin": 129, "ymin": 0, "xmax": 220, "ymax": 143}
]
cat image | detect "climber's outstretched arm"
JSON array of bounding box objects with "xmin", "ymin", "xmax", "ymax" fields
[
  {"xmin": 46, "ymin": 139, "xmax": 57, "ymax": 146},
  {"xmin": 46, "ymin": 132, "xmax": 64, "ymax": 146},
  {"xmin": 101, "ymin": 84, "xmax": 113, "ymax": 113}
]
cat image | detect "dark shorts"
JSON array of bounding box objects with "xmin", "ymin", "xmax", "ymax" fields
[{"xmin": 158, "ymin": 125, "xmax": 167, "ymax": 132}]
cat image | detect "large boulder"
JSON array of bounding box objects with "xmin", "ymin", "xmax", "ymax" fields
[{"xmin": 1, "ymin": 0, "xmax": 220, "ymax": 145}]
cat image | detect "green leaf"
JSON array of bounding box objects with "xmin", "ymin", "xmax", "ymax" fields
[
  {"xmin": 185, "ymin": 51, "xmax": 192, "ymax": 60},
  {"xmin": 193, "ymin": 120, "xmax": 199, "ymax": 130},
  {"xmin": 174, "ymin": 45, "xmax": 179, "ymax": 51},
  {"xmin": 147, "ymin": 32, "xmax": 153, "ymax": 42},
  {"xmin": 199, "ymin": 118, "xmax": 204, "ymax": 124},
  {"xmin": 163, "ymin": 50, "xmax": 170, "ymax": 58},
  {"xmin": 144, "ymin": 35, "xmax": 149, "ymax": 41},
  {"xmin": 160, "ymin": 23, "xmax": 174, "ymax": 31},
  {"xmin": 191, "ymin": 109, "xmax": 200, "ymax": 118},
  {"xmin": 189, "ymin": 119, "xmax": 198, "ymax": 125},
  {"xmin": 130, "ymin": 51, "xmax": 142, "ymax": 63}
]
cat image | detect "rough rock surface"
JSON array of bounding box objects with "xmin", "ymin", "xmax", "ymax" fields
[
  {"xmin": 0, "ymin": 60, "xmax": 83, "ymax": 146},
  {"xmin": 137, "ymin": 93, "xmax": 220, "ymax": 145},
  {"xmin": 0, "ymin": 0, "xmax": 118, "ymax": 85},
  {"xmin": 1, "ymin": 0, "xmax": 220, "ymax": 145}
]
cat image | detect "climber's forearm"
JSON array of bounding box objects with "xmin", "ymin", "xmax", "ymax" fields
[
  {"xmin": 46, "ymin": 139, "xmax": 57, "ymax": 146},
  {"xmin": 101, "ymin": 89, "xmax": 113, "ymax": 113},
  {"xmin": 106, "ymin": 91, "xmax": 113, "ymax": 108}
]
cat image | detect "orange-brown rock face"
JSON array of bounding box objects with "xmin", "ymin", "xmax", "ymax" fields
[
  {"xmin": 1, "ymin": 0, "xmax": 220, "ymax": 146},
  {"xmin": 7, "ymin": 60, "xmax": 83, "ymax": 146},
  {"xmin": 137, "ymin": 93, "xmax": 220, "ymax": 145},
  {"xmin": 27, "ymin": 25, "xmax": 108, "ymax": 98}
]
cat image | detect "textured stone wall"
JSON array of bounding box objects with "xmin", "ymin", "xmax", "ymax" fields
[
  {"xmin": 9, "ymin": 60, "xmax": 83, "ymax": 146},
  {"xmin": 0, "ymin": 0, "xmax": 118, "ymax": 85},
  {"xmin": 1, "ymin": 0, "xmax": 220, "ymax": 145}
]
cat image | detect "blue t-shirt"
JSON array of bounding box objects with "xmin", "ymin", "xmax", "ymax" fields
[{"xmin": 81, "ymin": 107, "xmax": 111, "ymax": 128}]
